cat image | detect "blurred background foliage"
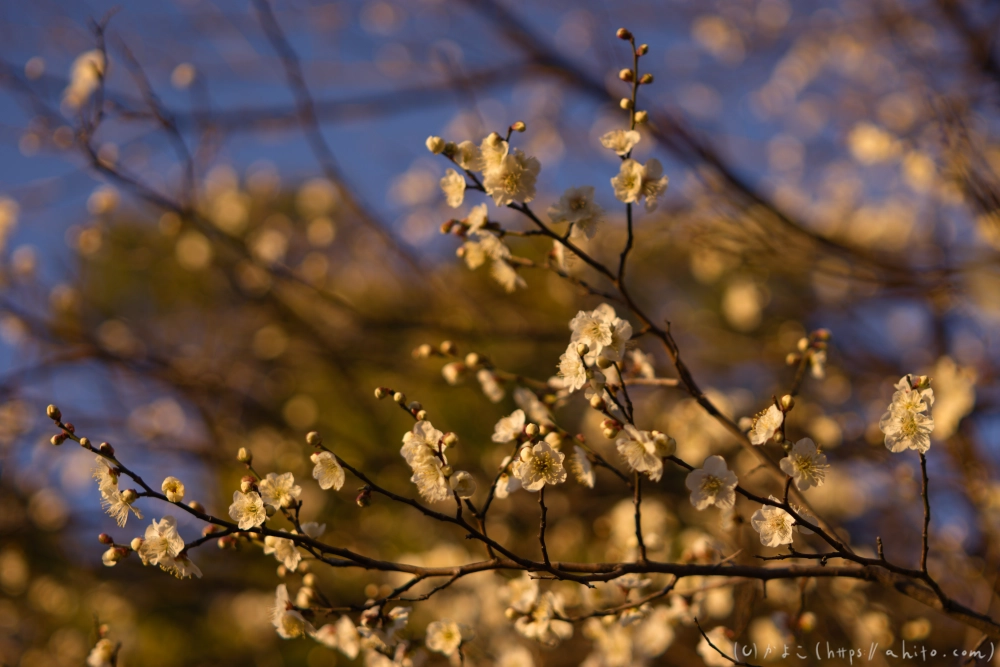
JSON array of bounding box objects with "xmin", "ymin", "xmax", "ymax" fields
[{"xmin": 1, "ymin": 0, "xmax": 999, "ymax": 665}]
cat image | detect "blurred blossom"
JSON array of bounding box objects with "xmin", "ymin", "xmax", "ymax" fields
[
  {"xmin": 692, "ymin": 16, "xmax": 745, "ymax": 65},
  {"xmin": 929, "ymin": 356, "xmax": 975, "ymax": 441},
  {"xmin": 175, "ymin": 231, "xmax": 213, "ymax": 270},
  {"xmin": 62, "ymin": 50, "xmax": 105, "ymax": 112},
  {"xmin": 171, "ymin": 63, "xmax": 196, "ymax": 89},
  {"xmin": 722, "ymin": 279, "xmax": 764, "ymax": 331},
  {"xmin": 296, "ymin": 178, "xmax": 340, "ymax": 218}
]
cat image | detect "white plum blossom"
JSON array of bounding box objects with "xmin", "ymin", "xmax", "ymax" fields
[
  {"xmin": 86, "ymin": 639, "xmax": 116, "ymax": 667},
  {"xmin": 616, "ymin": 426, "xmax": 674, "ymax": 482},
  {"xmin": 512, "ymin": 441, "xmax": 567, "ymax": 491},
  {"xmin": 138, "ymin": 516, "xmax": 184, "ymax": 567},
  {"xmin": 299, "ymin": 521, "xmax": 326, "ymax": 538},
  {"xmin": 258, "ymin": 472, "xmax": 302, "ymax": 510},
  {"xmin": 454, "ymin": 140, "xmax": 484, "ymax": 171},
  {"xmin": 311, "ymin": 451, "xmax": 345, "ymax": 491},
  {"xmin": 748, "ymin": 404, "xmax": 783, "ymax": 445},
  {"xmin": 514, "ymin": 591, "xmax": 574, "ymax": 647},
  {"xmin": 495, "ymin": 455, "xmax": 522, "ymax": 499},
  {"xmin": 491, "ymin": 257, "xmax": 527, "ymax": 292},
  {"xmin": 611, "ymin": 158, "xmax": 669, "ymax": 211},
  {"xmin": 272, "ymin": 584, "xmax": 315, "ymax": 639},
  {"xmin": 600, "ymin": 129, "xmax": 641, "ymax": 156},
  {"xmin": 425, "ymin": 619, "xmax": 473, "ymax": 656},
  {"xmin": 161, "ymin": 476, "xmax": 185, "ymax": 503},
  {"xmin": 569, "ymin": 304, "xmax": 632, "ymax": 362},
  {"xmin": 880, "ymin": 374, "xmax": 935, "ymax": 454},
  {"xmin": 401, "ymin": 420, "xmax": 443, "ymax": 464},
  {"xmin": 480, "ymin": 133, "xmax": 509, "ymax": 172},
  {"xmin": 557, "ymin": 344, "xmax": 590, "ymax": 392},
  {"xmin": 314, "ymin": 616, "xmax": 361, "ymax": 658},
  {"xmin": 440, "ymin": 168, "xmax": 466, "ymax": 208},
  {"xmin": 493, "ymin": 409, "xmax": 526, "ymax": 443},
  {"xmin": 264, "ymin": 532, "xmax": 302, "ymax": 571},
  {"xmin": 92, "ymin": 456, "xmax": 142, "ymax": 527},
  {"xmin": 779, "ymin": 438, "xmax": 829, "ymax": 490},
  {"xmin": 466, "ymin": 202, "xmax": 489, "ymax": 232},
  {"xmin": 63, "ymin": 50, "xmax": 105, "ymax": 111},
  {"xmin": 548, "ymin": 186, "xmax": 604, "ymax": 239},
  {"xmin": 751, "ymin": 496, "xmax": 795, "ymax": 547},
  {"xmin": 685, "ymin": 456, "xmax": 738, "ymax": 510},
  {"xmin": 514, "ymin": 387, "xmax": 552, "ymax": 425},
  {"xmin": 401, "ymin": 421, "xmax": 453, "ymax": 502},
  {"xmin": 449, "ymin": 470, "xmax": 477, "ymax": 498},
  {"xmin": 411, "ymin": 455, "xmax": 452, "ymax": 503},
  {"xmin": 483, "ymin": 149, "xmax": 540, "ymax": 206},
  {"xmin": 478, "ymin": 368, "xmax": 506, "ymax": 402},
  {"xmin": 229, "ymin": 490, "xmax": 266, "ymax": 530},
  {"xmin": 569, "ymin": 446, "xmax": 595, "ymax": 488}
]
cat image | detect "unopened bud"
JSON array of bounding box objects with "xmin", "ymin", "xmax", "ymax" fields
[
  {"xmin": 525, "ymin": 423, "xmax": 539, "ymax": 437},
  {"xmin": 425, "ymin": 136, "xmax": 446, "ymax": 154},
  {"xmin": 465, "ymin": 352, "xmax": 480, "ymax": 367},
  {"xmin": 510, "ymin": 121, "xmax": 526, "ymax": 133},
  {"xmin": 303, "ymin": 573, "xmax": 317, "ymax": 587},
  {"xmin": 79, "ymin": 437, "xmax": 91, "ymax": 448},
  {"xmin": 785, "ymin": 353, "xmax": 800, "ymax": 366},
  {"xmin": 393, "ymin": 392, "xmax": 406, "ymax": 404},
  {"xmin": 265, "ymin": 505, "xmax": 276, "ymax": 518},
  {"xmin": 63, "ymin": 423, "xmax": 75, "ymax": 433},
  {"xmin": 416, "ymin": 410, "xmax": 428, "ymax": 421},
  {"xmin": 121, "ymin": 489, "xmax": 138, "ymax": 504},
  {"xmin": 620, "ymin": 98, "xmax": 634, "ymax": 110},
  {"xmin": 590, "ymin": 395, "xmax": 606, "ymax": 410},
  {"xmin": 544, "ymin": 432, "xmax": 563, "ymax": 447},
  {"xmin": 237, "ymin": 447, "xmax": 252, "ymax": 463},
  {"xmin": 505, "ymin": 607, "xmax": 518, "ymax": 620},
  {"xmin": 443, "ymin": 432, "xmax": 459, "ymax": 447},
  {"xmin": 241, "ymin": 476, "xmax": 255, "ymax": 493},
  {"xmin": 187, "ymin": 500, "xmax": 205, "ymax": 513},
  {"xmin": 603, "ymin": 428, "xmax": 617, "ymax": 439},
  {"xmin": 51, "ymin": 433, "xmax": 67, "ymax": 446},
  {"xmin": 442, "ymin": 141, "xmax": 457, "ymax": 157},
  {"xmin": 99, "ymin": 442, "xmax": 114, "ymax": 456},
  {"xmin": 414, "ymin": 344, "xmax": 433, "ymax": 359},
  {"xmin": 440, "ymin": 220, "xmax": 455, "ymax": 235},
  {"xmin": 639, "ymin": 73, "xmax": 654, "ymax": 84},
  {"xmin": 616, "ymin": 28, "xmax": 633, "ymax": 40},
  {"xmin": 356, "ymin": 487, "xmax": 372, "ymax": 508},
  {"xmin": 634, "ymin": 110, "xmax": 648, "ymax": 123},
  {"xmin": 408, "ymin": 401, "xmax": 422, "ymax": 412},
  {"xmin": 797, "ymin": 337, "xmax": 809, "ymax": 352},
  {"xmin": 440, "ymin": 465, "xmax": 454, "ymax": 477},
  {"xmin": 305, "ymin": 431, "xmax": 322, "ymax": 448},
  {"xmin": 780, "ymin": 395, "xmax": 795, "ymax": 411},
  {"xmin": 619, "ymin": 68, "xmax": 634, "ymax": 82},
  {"xmin": 375, "ymin": 387, "xmax": 389, "ymax": 399},
  {"xmin": 130, "ymin": 537, "xmax": 144, "ymax": 551},
  {"xmin": 637, "ymin": 44, "xmax": 649, "ymax": 55},
  {"xmin": 773, "ymin": 430, "xmax": 784, "ymax": 444},
  {"xmin": 98, "ymin": 533, "xmax": 113, "ymax": 545},
  {"xmin": 46, "ymin": 404, "xmax": 61, "ymax": 421},
  {"xmin": 576, "ymin": 343, "xmax": 589, "ymax": 356},
  {"xmin": 440, "ymin": 340, "xmax": 457, "ymax": 355}
]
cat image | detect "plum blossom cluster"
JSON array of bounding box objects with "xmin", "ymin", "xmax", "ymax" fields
[{"xmin": 880, "ymin": 374, "xmax": 935, "ymax": 454}]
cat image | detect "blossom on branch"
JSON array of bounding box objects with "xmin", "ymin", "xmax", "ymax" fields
[
  {"xmin": 779, "ymin": 438, "xmax": 829, "ymax": 490},
  {"xmin": 512, "ymin": 441, "xmax": 567, "ymax": 491},
  {"xmin": 311, "ymin": 451, "xmax": 345, "ymax": 491},
  {"xmin": 880, "ymin": 374, "xmax": 935, "ymax": 453},
  {"xmin": 229, "ymin": 490, "xmax": 266, "ymax": 530},
  {"xmin": 258, "ymin": 472, "xmax": 302, "ymax": 510},
  {"xmin": 751, "ymin": 497, "xmax": 795, "ymax": 547},
  {"xmin": 685, "ymin": 455, "xmax": 738, "ymax": 510}
]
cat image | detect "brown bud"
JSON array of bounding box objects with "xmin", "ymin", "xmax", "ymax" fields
[
  {"xmin": 305, "ymin": 431, "xmax": 322, "ymax": 447},
  {"xmin": 440, "ymin": 340, "xmax": 457, "ymax": 355},
  {"xmin": 616, "ymin": 28, "xmax": 633, "ymax": 40},
  {"xmin": 51, "ymin": 433, "xmax": 67, "ymax": 446},
  {"xmin": 356, "ymin": 486, "xmax": 372, "ymax": 508},
  {"xmin": 98, "ymin": 533, "xmax": 114, "ymax": 545},
  {"xmin": 99, "ymin": 442, "xmax": 114, "ymax": 456},
  {"xmin": 637, "ymin": 44, "xmax": 649, "ymax": 55},
  {"xmin": 46, "ymin": 404, "xmax": 61, "ymax": 421},
  {"xmin": 187, "ymin": 500, "xmax": 205, "ymax": 513},
  {"xmin": 639, "ymin": 73, "xmax": 654, "ymax": 84},
  {"xmin": 618, "ymin": 68, "xmax": 634, "ymax": 82},
  {"xmin": 63, "ymin": 423, "xmax": 75, "ymax": 433}
]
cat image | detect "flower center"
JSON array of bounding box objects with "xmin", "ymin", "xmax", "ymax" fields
[{"xmin": 700, "ymin": 475, "xmax": 723, "ymax": 495}]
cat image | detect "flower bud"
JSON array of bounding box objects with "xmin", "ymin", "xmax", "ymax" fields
[
  {"xmin": 416, "ymin": 410, "xmax": 428, "ymax": 421},
  {"xmin": 576, "ymin": 343, "xmax": 589, "ymax": 356},
  {"xmin": 305, "ymin": 431, "xmax": 322, "ymax": 448},
  {"xmin": 620, "ymin": 98, "xmax": 634, "ymax": 110},
  {"xmin": 465, "ymin": 352, "xmax": 480, "ymax": 368},
  {"xmin": 374, "ymin": 387, "xmax": 388, "ymax": 399},
  {"xmin": 130, "ymin": 537, "xmax": 144, "ymax": 551},
  {"xmin": 440, "ymin": 340, "xmax": 457, "ymax": 355},
  {"xmin": 589, "ymin": 395, "xmax": 606, "ymax": 410},
  {"xmin": 637, "ymin": 44, "xmax": 649, "ymax": 55},
  {"xmin": 524, "ymin": 424, "xmax": 539, "ymax": 438},
  {"xmin": 797, "ymin": 337, "xmax": 809, "ymax": 352},
  {"xmin": 240, "ymin": 476, "xmax": 255, "ymax": 493},
  {"xmin": 619, "ymin": 68, "xmax": 634, "ymax": 82},
  {"xmin": 413, "ymin": 343, "xmax": 433, "ymax": 359},
  {"xmin": 639, "ymin": 73, "xmax": 654, "ymax": 84},
  {"xmin": 303, "ymin": 573, "xmax": 317, "ymax": 587},
  {"xmin": 187, "ymin": 500, "xmax": 205, "ymax": 513},
  {"xmin": 603, "ymin": 428, "xmax": 618, "ymax": 439},
  {"xmin": 63, "ymin": 423, "xmax": 75, "ymax": 433},
  {"xmin": 79, "ymin": 437, "xmax": 91, "ymax": 448},
  {"xmin": 408, "ymin": 401, "xmax": 422, "ymax": 412},
  {"xmin": 51, "ymin": 433, "xmax": 67, "ymax": 446},
  {"xmin": 440, "ymin": 465, "xmax": 454, "ymax": 477},
  {"xmin": 393, "ymin": 392, "xmax": 406, "ymax": 404},
  {"xmin": 544, "ymin": 432, "xmax": 563, "ymax": 448},
  {"xmin": 99, "ymin": 441, "xmax": 114, "ymax": 456},
  {"xmin": 510, "ymin": 121, "xmax": 526, "ymax": 132},
  {"xmin": 634, "ymin": 110, "xmax": 648, "ymax": 123},
  {"xmin": 265, "ymin": 505, "xmax": 276, "ymax": 518},
  {"xmin": 616, "ymin": 28, "xmax": 633, "ymax": 40},
  {"xmin": 237, "ymin": 447, "xmax": 252, "ymax": 463},
  {"xmin": 785, "ymin": 353, "xmax": 800, "ymax": 366},
  {"xmin": 98, "ymin": 533, "xmax": 114, "ymax": 544},
  {"xmin": 772, "ymin": 430, "xmax": 784, "ymax": 444},
  {"xmin": 161, "ymin": 476, "xmax": 185, "ymax": 503},
  {"xmin": 443, "ymin": 432, "xmax": 459, "ymax": 448},
  {"xmin": 442, "ymin": 142, "xmax": 457, "ymax": 158},
  {"xmin": 780, "ymin": 395, "xmax": 795, "ymax": 411},
  {"xmin": 46, "ymin": 404, "xmax": 61, "ymax": 421},
  {"xmin": 449, "ymin": 471, "xmax": 477, "ymax": 498},
  {"xmin": 425, "ymin": 136, "xmax": 446, "ymax": 154},
  {"xmin": 356, "ymin": 487, "xmax": 372, "ymax": 508},
  {"xmin": 505, "ymin": 607, "xmax": 519, "ymax": 620},
  {"xmin": 121, "ymin": 489, "xmax": 138, "ymax": 504}
]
